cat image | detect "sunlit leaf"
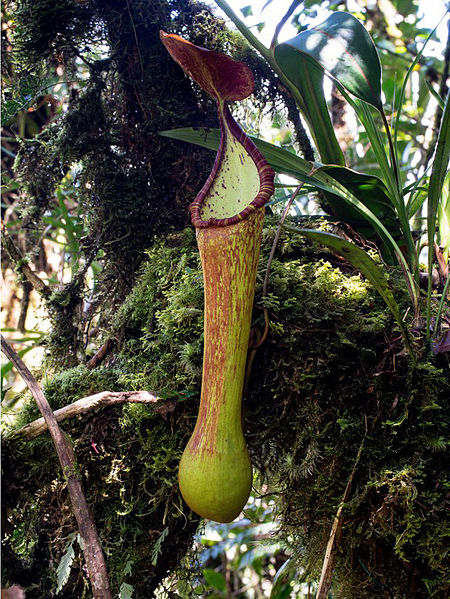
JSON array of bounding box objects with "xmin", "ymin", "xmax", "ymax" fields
[
  {"xmin": 203, "ymin": 569, "xmax": 226, "ymax": 592},
  {"xmin": 56, "ymin": 533, "xmax": 76, "ymax": 593},
  {"xmin": 275, "ymin": 11, "xmax": 382, "ymax": 109},
  {"xmin": 274, "ymin": 47, "xmax": 344, "ymax": 165},
  {"xmin": 427, "ymin": 90, "xmax": 450, "ymax": 336},
  {"xmin": 425, "ymin": 79, "xmax": 445, "ymax": 109}
]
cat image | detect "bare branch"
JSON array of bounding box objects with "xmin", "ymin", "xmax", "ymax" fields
[
  {"xmin": 270, "ymin": 0, "xmax": 301, "ymax": 49},
  {"xmin": 1, "ymin": 222, "xmax": 51, "ymax": 299},
  {"xmin": 14, "ymin": 390, "xmax": 167, "ymax": 440},
  {"xmin": 86, "ymin": 339, "xmax": 115, "ymax": 370},
  {"xmin": 316, "ymin": 426, "xmax": 367, "ymax": 599},
  {"xmin": 1, "ymin": 336, "xmax": 112, "ymax": 599}
]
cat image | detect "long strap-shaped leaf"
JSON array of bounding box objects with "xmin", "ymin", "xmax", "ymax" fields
[
  {"xmin": 273, "ymin": 47, "xmax": 345, "ymax": 165},
  {"xmin": 427, "ymin": 90, "xmax": 450, "ymax": 340},
  {"xmin": 273, "ymin": 11, "xmax": 382, "ymax": 168},
  {"xmin": 276, "ymin": 12, "xmax": 382, "ymax": 110}
]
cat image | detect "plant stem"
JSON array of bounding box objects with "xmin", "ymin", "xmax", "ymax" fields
[
  {"xmin": 316, "ymin": 426, "xmax": 367, "ymax": 599},
  {"xmin": 1, "ymin": 336, "xmax": 112, "ymax": 598},
  {"xmin": 270, "ymin": 0, "xmax": 301, "ymax": 49},
  {"xmin": 13, "ymin": 390, "xmax": 167, "ymax": 440},
  {"xmin": 381, "ymin": 110, "xmax": 419, "ymax": 282},
  {"xmin": 380, "ymin": 109, "xmax": 400, "ymax": 190},
  {"xmin": 253, "ymin": 174, "xmax": 313, "ymax": 350},
  {"xmin": 434, "ymin": 272, "xmax": 450, "ymax": 336}
]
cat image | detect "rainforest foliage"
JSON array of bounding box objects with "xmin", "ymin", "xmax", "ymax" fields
[{"xmin": 1, "ymin": 0, "xmax": 449, "ymax": 597}]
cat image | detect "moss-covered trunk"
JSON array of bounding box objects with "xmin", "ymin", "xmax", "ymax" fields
[{"xmin": 3, "ymin": 223, "xmax": 449, "ymax": 598}]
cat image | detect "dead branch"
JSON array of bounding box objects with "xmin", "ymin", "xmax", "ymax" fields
[
  {"xmin": 316, "ymin": 426, "xmax": 367, "ymax": 599},
  {"xmin": 14, "ymin": 390, "xmax": 169, "ymax": 440},
  {"xmin": 86, "ymin": 339, "xmax": 115, "ymax": 370},
  {"xmin": 1, "ymin": 336, "xmax": 112, "ymax": 599},
  {"xmin": 1, "ymin": 223, "xmax": 51, "ymax": 299}
]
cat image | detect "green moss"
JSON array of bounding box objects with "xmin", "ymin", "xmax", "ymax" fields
[{"xmin": 2, "ymin": 221, "xmax": 448, "ymax": 598}]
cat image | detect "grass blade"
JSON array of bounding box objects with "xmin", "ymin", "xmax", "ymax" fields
[{"xmin": 427, "ymin": 90, "xmax": 450, "ymax": 340}]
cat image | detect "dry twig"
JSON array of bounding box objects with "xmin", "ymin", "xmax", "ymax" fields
[
  {"xmin": 316, "ymin": 424, "xmax": 367, "ymax": 599},
  {"xmin": 1, "ymin": 336, "xmax": 112, "ymax": 599},
  {"xmin": 15, "ymin": 390, "xmax": 167, "ymax": 440},
  {"xmin": 1, "ymin": 222, "xmax": 51, "ymax": 299}
]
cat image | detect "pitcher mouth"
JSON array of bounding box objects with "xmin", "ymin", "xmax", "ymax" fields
[
  {"xmin": 189, "ymin": 104, "xmax": 274, "ymax": 229},
  {"xmin": 160, "ymin": 30, "xmax": 274, "ymax": 229}
]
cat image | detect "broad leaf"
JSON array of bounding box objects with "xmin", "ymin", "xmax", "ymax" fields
[
  {"xmin": 203, "ymin": 569, "xmax": 227, "ymax": 592},
  {"xmin": 275, "ymin": 12, "xmax": 382, "ymax": 110},
  {"xmin": 273, "ymin": 47, "xmax": 345, "ymax": 165},
  {"xmin": 319, "ymin": 165, "xmax": 401, "ymax": 245}
]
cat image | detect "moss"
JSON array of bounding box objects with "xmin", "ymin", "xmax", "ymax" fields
[
  {"xmin": 2, "ymin": 221, "xmax": 449, "ymax": 598},
  {"xmin": 2, "ymin": 364, "xmax": 200, "ymax": 597}
]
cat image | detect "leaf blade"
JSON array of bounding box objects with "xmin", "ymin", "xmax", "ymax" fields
[
  {"xmin": 273, "ymin": 45, "xmax": 345, "ymax": 164},
  {"xmin": 427, "ymin": 90, "xmax": 450, "ymax": 337},
  {"xmin": 276, "ymin": 12, "xmax": 382, "ymax": 109}
]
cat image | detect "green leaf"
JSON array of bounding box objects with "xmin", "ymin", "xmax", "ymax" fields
[
  {"xmin": 1, "ymin": 346, "xmax": 35, "ymax": 378},
  {"xmin": 270, "ymin": 558, "xmax": 296, "ymax": 599},
  {"xmin": 319, "ymin": 165, "xmax": 401, "ymax": 249},
  {"xmin": 240, "ymin": 4, "xmax": 252, "ymax": 17},
  {"xmin": 119, "ymin": 583, "xmax": 134, "ymax": 599},
  {"xmin": 275, "ymin": 11, "xmax": 382, "ymax": 110},
  {"xmin": 394, "ymin": 18, "xmax": 445, "ymax": 158},
  {"xmin": 203, "ymin": 568, "xmax": 226, "ymax": 592},
  {"xmin": 274, "ymin": 47, "xmax": 344, "ymax": 165},
  {"xmin": 56, "ymin": 533, "xmax": 76, "ymax": 593},
  {"xmin": 283, "ymin": 226, "xmax": 414, "ymax": 358},
  {"xmin": 425, "ymin": 79, "xmax": 445, "ymax": 109},
  {"xmin": 151, "ymin": 526, "xmax": 169, "ymax": 566},
  {"xmin": 437, "ymin": 171, "xmax": 450, "ymax": 263},
  {"xmin": 427, "ymin": 90, "xmax": 450, "ymax": 337}
]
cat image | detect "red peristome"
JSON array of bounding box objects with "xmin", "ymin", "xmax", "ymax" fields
[
  {"xmin": 189, "ymin": 104, "xmax": 275, "ymax": 229},
  {"xmin": 160, "ymin": 30, "xmax": 254, "ymax": 102}
]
